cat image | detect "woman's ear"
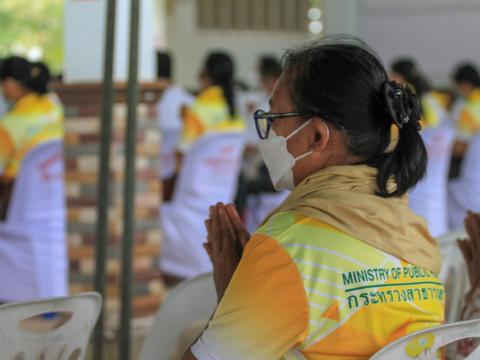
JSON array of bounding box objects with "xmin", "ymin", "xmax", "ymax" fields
[{"xmin": 311, "ymin": 117, "xmax": 330, "ymax": 153}]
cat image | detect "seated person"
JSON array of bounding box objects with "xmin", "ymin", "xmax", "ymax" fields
[
  {"xmin": 451, "ymin": 63, "xmax": 480, "ymax": 158},
  {"xmin": 0, "ymin": 57, "xmax": 64, "ymax": 218},
  {"xmin": 163, "ymin": 52, "xmax": 245, "ymax": 201},
  {"xmin": 182, "ymin": 35, "xmax": 444, "ymax": 360}
]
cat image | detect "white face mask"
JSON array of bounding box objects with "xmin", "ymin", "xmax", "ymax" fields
[{"xmin": 257, "ymin": 119, "xmax": 314, "ymax": 191}]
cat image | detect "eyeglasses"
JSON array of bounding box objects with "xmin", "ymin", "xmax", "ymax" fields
[{"xmin": 253, "ymin": 109, "xmax": 310, "ymax": 139}]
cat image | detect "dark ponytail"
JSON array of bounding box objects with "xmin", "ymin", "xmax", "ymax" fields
[
  {"xmin": 204, "ymin": 52, "xmax": 236, "ymax": 117},
  {"xmin": 374, "ymin": 81, "xmax": 426, "ymax": 197},
  {"xmin": 282, "ymin": 35, "xmax": 427, "ymax": 198}
]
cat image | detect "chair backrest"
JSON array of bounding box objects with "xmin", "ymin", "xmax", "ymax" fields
[
  {"xmin": 409, "ymin": 126, "xmax": 455, "ymax": 237},
  {"xmin": 436, "ymin": 230, "xmax": 469, "ymax": 323},
  {"xmin": 436, "ymin": 229, "xmax": 468, "ymax": 248},
  {"xmin": 139, "ymin": 273, "xmax": 216, "ymax": 360},
  {"xmin": 7, "ymin": 140, "xmax": 65, "ymax": 227},
  {"xmin": 370, "ymin": 319, "xmax": 480, "ymax": 359},
  {"xmin": 172, "ymin": 132, "xmax": 245, "ymax": 210},
  {"xmin": 0, "ymin": 292, "xmax": 101, "ymax": 360}
]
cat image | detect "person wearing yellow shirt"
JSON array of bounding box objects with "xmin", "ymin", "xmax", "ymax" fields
[
  {"xmin": 452, "ymin": 63, "xmax": 480, "ymax": 158},
  {"xmin": 179, "ymin": 51, "xmax": 244, "ymax": 152},
  {"xmin": 0, "ymin": 56, "xmax": 64, "ymax": 217},
  {"xmin": 163, "ymin": 52, "xmax": 245, "ymax": 203},
  {"xmin": 182, "ymin": 35, "xmax": 444, "ymax": 360}
]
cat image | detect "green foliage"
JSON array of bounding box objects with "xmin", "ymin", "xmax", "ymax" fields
[{"xmin": 0, "ymin": 0, "xmax": 64, "ymax": 73}]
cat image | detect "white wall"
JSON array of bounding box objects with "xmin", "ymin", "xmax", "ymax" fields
[
  {"xmin": 323, "ymin": 0, "xmax": 360, "ymax": 36},
  {"xmin": 359, "ymin": 0, "xmax": 480, "ymax": 86},
  {"xmin": 64, "ymin": 0, "xmax": 480, "ymax": 86},
  {"xmin": 164, "ymin": 0, "xmax": 312, "ymax": 89},
  {"xmin": 64, "ymin": 0, "xmax": 156, "ymax": 83}
]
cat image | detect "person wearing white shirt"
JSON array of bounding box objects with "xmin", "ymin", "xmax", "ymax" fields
[{"xmin": 155, "ymin": 52, "xmax": 194, "ymax": 191}]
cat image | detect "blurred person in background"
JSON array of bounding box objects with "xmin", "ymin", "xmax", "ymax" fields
[
  {"xmin": 0, "ymin": 56, "xmax": 64, "ymax": 218},
  {"xmin": 155, "ymin": 51, "xmax": 194, "ymax": 200},
  {"xmin": 163, "ymin": 51, "xmax": 244, "ymax": 200},
  {"xmin": 391, "ymin": 57, "xmax": 450, "ymax": 129},
  {"xmin": 446, "ymin": 63, "xmax": 480, "ymax": 179},
  {"xmin": 182, "ymin": 36, "xmax": 443, "ymax": 360},
  {"xmin": 179, "ymin": 51, "xmax": 244, "ymax": 152},
  {"xmin": 258, "ymin": 55, "xmax": 282, "ymax": 99},
  {"xmin": 160, "ymin": 52, "xmax": 246, "ymax": 282},
  {"xmin": 451, "ymin": 63, "xmax": 480, "ymax": 155}
]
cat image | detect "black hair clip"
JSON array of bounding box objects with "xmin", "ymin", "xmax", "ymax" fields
[{"xmin": 383, "ymin": 81, "xmax": 422, "ymax": 130}]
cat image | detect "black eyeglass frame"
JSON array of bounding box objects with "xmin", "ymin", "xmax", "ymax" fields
[{"xmin": 253, "ymin": 109, "xmax": 311, "ymax": 140}]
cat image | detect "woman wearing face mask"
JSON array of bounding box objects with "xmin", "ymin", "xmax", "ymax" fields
[
  {"xmin": 0, "ymin": 57, "xmax": 64, "ymax": 217},
  {"xmin": 182, "ymin": 36, "xmax": 444, "ymax": 360}
]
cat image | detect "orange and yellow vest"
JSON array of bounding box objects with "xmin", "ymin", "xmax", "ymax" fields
[
  {"xmin": 0, "ymin": 93, "xmax": 64, "ymax": 179},
  {"xmin": 192, "ymin": 211, "xmax": 444, "ymax": 359},
  {"xmin": 179, "ymin": 86, "xmax": 244, "ymax": 151}
]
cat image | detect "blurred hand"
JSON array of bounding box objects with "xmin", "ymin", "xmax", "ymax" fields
[
  {"xmin": 457, "ymin": 211, "xmax": 480, "ymax": 288},
  {"xmin": 203, "ymin": 203, "xmax": 250, "ymax": 302}
]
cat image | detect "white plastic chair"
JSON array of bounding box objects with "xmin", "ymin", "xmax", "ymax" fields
[
  {"xmin": 0, "ymin": 292, "xmax": 101, "ymax": 360},
  {"xmin": 161, "ymin": 132, "xmax": 245, "ymax": 278},
  {"xmin": 139, "ymin": 273, "xmax": 216, "ymax": 360},
  {"xmin": 437, "ymin": 229, "xmax": 469, "ymax": 323},
  {"xmin": 409, "ymin": 126, "xmax": 455, "ymax": 237},
  {"xmin": 449, "ymin": 135, "xmax": 480, "ymax": 230},
  {"xmin": 0, "ymin": 140, "xmax": 67, "ymax": 302},
  {"xmin": 370, "ymin": 319, "xmax": 480, "ymax": 359}
]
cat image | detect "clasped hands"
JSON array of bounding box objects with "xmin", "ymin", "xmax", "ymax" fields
[{"xmin": 203, "ymin": 203, "xmax": 250, "ymax": 302}]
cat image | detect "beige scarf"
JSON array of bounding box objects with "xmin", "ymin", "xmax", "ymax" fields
[{"xmin": 263, "ymin": 165, "xmax": 441, "ymax": 273}]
